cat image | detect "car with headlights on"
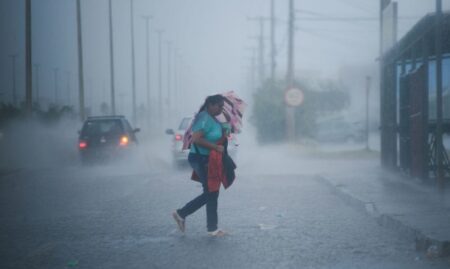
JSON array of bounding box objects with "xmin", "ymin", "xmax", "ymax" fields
[{"xmin": 78, "ymin": 115, "xmax": 140, "ymax": 164}]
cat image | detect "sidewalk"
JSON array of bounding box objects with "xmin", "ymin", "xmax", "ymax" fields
[{"xmin": 318, "ymin": 161, "xmax": 450, "ymax": 258}]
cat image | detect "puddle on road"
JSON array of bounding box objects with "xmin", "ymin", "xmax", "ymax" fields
[
  {"xmin": 258, "ymin": 224, "xmax": 278, "ymax": 230},
  {"xmin": 109, "ymin": 235, "xmax": 173, "ymax": 249}
]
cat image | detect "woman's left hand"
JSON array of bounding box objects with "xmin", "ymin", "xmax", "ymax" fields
[{"xmin": 214, "ymin": 145, "xmax": 224, "ymax": 153}]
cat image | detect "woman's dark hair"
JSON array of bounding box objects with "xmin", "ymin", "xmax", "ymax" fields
[{"xmin": 198, "ymin": 94, "xmax": 225, "ymax": 113}]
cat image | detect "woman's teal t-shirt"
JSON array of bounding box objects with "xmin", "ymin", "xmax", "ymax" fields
[{"xmin": 190, "ymin": 111, "xmax": 223, "ymax": 155}]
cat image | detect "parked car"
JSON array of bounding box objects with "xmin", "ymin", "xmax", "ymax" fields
[
  {"xmin": 315, "ymin": 120, "xmax": 365, "ymax": 143},
  {"xmin": 78, "ymin": 115, "xmax": 140, "ymax": 164},
  {"xmin": 225, "ymin": 132, "xmax": 239, "ymax": 158},
  {"xmin": 166, "ymin": 116, "xmax": 239, "ymax": 165}
]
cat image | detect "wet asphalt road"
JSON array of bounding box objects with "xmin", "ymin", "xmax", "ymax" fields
[{"xmin": 1, "ymin": 149, "xmax": 450, "ymax": 269}]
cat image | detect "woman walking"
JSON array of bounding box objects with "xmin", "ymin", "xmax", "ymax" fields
[{"xmin": 172, "ymin": 94, "xmax": 227, "ymax": 237}]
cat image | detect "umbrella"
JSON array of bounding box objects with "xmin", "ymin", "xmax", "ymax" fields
[{"xmin": 182, "ymin": 91, "xmax": 246, "ymax": 150}]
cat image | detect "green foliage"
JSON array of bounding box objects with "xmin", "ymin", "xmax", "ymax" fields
[
  {"xmin": 0, "ymin": 104, "xmax": 23, "ymax": 128},
  {"xmin": 36, "ymin": 104, "xmax": 76, "ymax": 125},
  {"xmin": 251, "ymin": 79, "xmax": 350, "ymax": 142},
  {"xmin": 313, "ymin": 80, "xmax": 350, "ymax": 114},
  {"xmin": 0, "ymin": 102, "xmax": 76, "ymax": 128},
  {"xmin": 251, "ymin": 81, "xmax": 286, "ymax": 142}
]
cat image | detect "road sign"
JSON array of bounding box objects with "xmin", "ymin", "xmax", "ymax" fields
[{"xmin": 284, "ymin": 88, "xmax": 304, "ymax": 107}]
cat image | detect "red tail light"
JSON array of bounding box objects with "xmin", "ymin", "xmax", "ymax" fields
[
  {"xmin": 79, "ymin": 141, "xmax": 87, "ymax": 149},
  {"xmin": 119, "ymin": 136, "xmax": 129, "ymax": 146},
  {"xmin": 175, "ymin": 134, "xmax": 182, "ymax": 141}
]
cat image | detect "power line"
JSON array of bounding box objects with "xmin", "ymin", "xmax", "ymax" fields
[
  {"xmin": 296, "ymin": 16, "xmax": 419, "ymax": 22},
  {"xmin": 297, "ymin": 27, "xmax": 374, "ymax": 49},
  {"xmin": 339, "ymin": 0, "xmax": 374, "ymax": 14},
  {"xmin": 296, "ymin": 25, "xmax": 378, "ymax": 33},
  {"xmin": 297, "ymin": 16, "xmax": 378, "ymax": 21},
  {"xmin": 296, "ymin": 8, "xmax": 420, "ymax": 22}
]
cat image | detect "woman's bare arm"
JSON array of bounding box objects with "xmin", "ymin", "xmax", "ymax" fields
[{"xmin": 192, "ymin": 131, "xmax": 224, "ymax": 152}]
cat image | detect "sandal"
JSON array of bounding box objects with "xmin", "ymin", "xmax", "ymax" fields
[
  {"xmin": 172, "ymin": 211, "xmax": 185, "ymax": 233},
  {"xmin": 208, "ymin": 229, "xmax": 227, "ymax": 237}
]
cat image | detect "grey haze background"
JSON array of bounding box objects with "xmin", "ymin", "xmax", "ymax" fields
[{"xmin": 1, "ymin": 0, "xmax": 449, "ymax": 125}]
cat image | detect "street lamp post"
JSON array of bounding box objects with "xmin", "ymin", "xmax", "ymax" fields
[
  {"xmin": 130, "ymin": 0, "xmax": 137, "ymax": 124},
  {"xmin": 156, "ymin": 29, "xmax": 164, "ymax": 126},
  {"xmin": 53, "ymin": 68, "xmax": 59, "ymax": 105},
  {"xmin": 9, "ymin": 54, "xmax": 18, "ymax": 106},
  {"xmin": 366, "ymin": 76, "xmax": 372, "ymax": 150},
  {"xmin": 25, "ymin": 0, "xmax": 32, "ymax": 113},
  {"xmin": 143, "ymin": 16, "xmax": 152, "ymax": 126},
  {"xmin": 270, "ymin": 0, "xmax": 276, "ymax": 82},
  {"xmin": 108, "ymin": 0, "xmax": 116, "ymax": 115},
  {"xmin": 76, "ymin": 0, "xmax": 86, "ymax": 121},
  {"xmin": 166, "ymin": 41, "xmax": 172, "ymax": 123},
  {"xmin": 66, "ymin": 71, "xmax": 71, "ymax": 107}
]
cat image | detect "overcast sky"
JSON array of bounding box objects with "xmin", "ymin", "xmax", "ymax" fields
[{"xmin": 0, "ymin": 0, "xmax": 449, "ymax": 120}]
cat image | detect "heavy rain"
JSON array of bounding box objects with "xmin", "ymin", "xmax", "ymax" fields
[{"xmin": 1, "ymin": 0, "xmax": 450, "ymax": 268}]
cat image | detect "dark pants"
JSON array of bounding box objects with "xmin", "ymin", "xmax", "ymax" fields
[{"xmin": 177, "ymin": 153, "xmax": 219, "ymax": 232}]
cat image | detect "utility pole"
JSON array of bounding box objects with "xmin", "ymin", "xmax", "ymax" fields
[
  {"xmin": 9, "ymin": 54, "xmax": 18, "ymax": 106},
  {"xmin": 166, "ymin": 41, "xmax": 172, "ymax": 122},
  {"xmin": 379, "ymin": 0, "xmax": 385, "ymax": 166},
  {"xmin": 248, "ymin": 16, "xmax": 269, "ymax": 85},
  {"xmin": 142, "ymin": 16, "xmax": 152, "ymax": 125},
  {"xmin": 108, "ymin": 0, "xmax": 116, "ymax": 115},
  {"xmin": 156, "ymin": 29, "xmax": 164, "ymax": 126},
  {"xmin": 286, "ymin": 0, "xmax": 294, "ymax": 87},
  {"xmin": 250, "ymin": 50, "xmax": 256, "ymax": 93},
  {"xmin": 366, "ymin": 76, "xmax": 371, "ymax": 150},
  {"xmin": 76, "ymin": 0, "xmax": 86, "ymax": 121},
  {"xmin": 435, "ymin": 0, "xmax": 444, "ymax": 190},
  {"xmin": 34, "ymin": 64, "xmax": 40, "ymax": 105},
  {"xmin": 270, "ymin": 0, "xmax": 276, "ymax": 82},
  {"xmin": 25, "ymin": 0, "xmax": 32, "ymax": 113},
  {"xmin": 286, "ymin": 0, "xmax": 296, "ymax": 141},
  {"xmin": 245, "ymin": 47, "xmax": 257, "ymax": 93},
  {"xmin": 129, "ymin": 0, "xmax": 137, "ymax": 124},
  {"xmin": 259, "ymin": 19, "xmax": 266, "ymax": 84},
  {"xmin": 380, "ymin": 0, "xmax": 389, "ymax": 167},
  {"xmin": 53, "ymin": 68, "xmax": 59, "ymax": 105}
]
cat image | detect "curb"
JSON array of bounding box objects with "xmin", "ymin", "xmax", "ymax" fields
[{"xmin": 316, "ymin": 175, "xmax": 450, "ymax": 258}]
